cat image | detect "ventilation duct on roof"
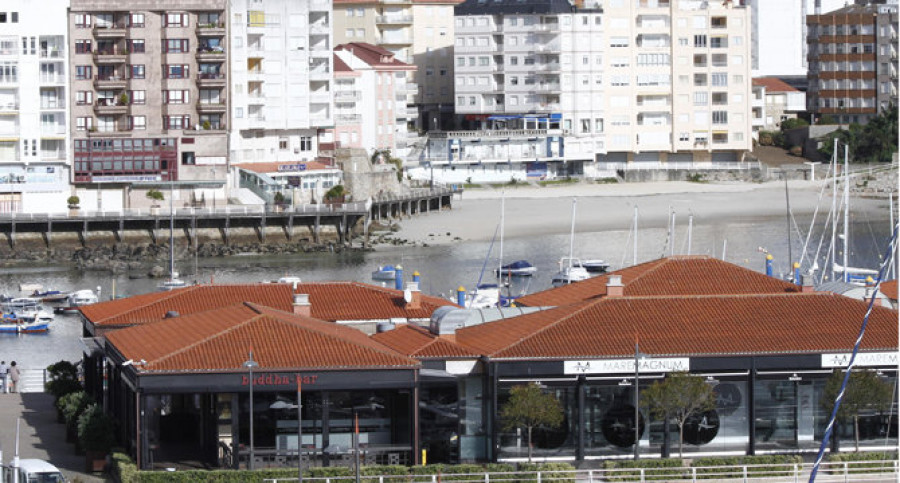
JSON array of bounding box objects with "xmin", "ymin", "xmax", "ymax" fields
[
  {"xmin": 164, "ymin": 311, "xmax": 180, "ymax": 318},
  {"xmin": 429, "ymin": 306, "xmax": 552, "ymax": 335}
]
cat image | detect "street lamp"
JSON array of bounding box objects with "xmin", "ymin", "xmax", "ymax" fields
[
  {"xmin": 269, "ymin": 377, "xmax": 303, "ymax": 483},
  {"xmin": 633, "ymin": 338, "xmax": 648, "ymax": 460},
  {"xmin": 243, "ymin": 349, "xmax": 259, "ymax": 470}
]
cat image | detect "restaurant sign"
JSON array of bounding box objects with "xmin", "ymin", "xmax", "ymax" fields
[
  {"xmin": 241, "ymin": 373, "xmax": 319, "ymax": 387},
  {"xmin": 821, "ymin": 351, "xmax": 898, "ymax": 368},
  {"xmin": 278, "ymin": 163, "xmax": 307, "ymax": 172},
  {"xmin": 564, "ymin": 357, "xmax": 689, "ymax": 375}
]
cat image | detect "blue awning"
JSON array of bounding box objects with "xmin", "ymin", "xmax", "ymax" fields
[{"xmin": 487, "ymin": 115, "xmax": 522, "ymax": 121}]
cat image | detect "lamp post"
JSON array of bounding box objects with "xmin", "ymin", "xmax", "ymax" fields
[
  {"xmin": 633, "ymin": 338, "xmax": 647, "ymax": 460},
  {"xmin": 243, "ymin": 349, "xmax": 259, "ymax": 470}
]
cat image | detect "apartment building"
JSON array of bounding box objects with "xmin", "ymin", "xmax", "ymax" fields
[
  {"xmin": 0, "ymin": 1, "xmax": 71, "ymax": 213},
  {"xmin": 807, "ymin": 2, "xmax": 899, "ymax": 126},
  {"xmin": 333, "ymin": 0, "xmax": 460, "ymax": 131},
  {"xmin": 751, "ymin": 77, "xmax": 806, "ymax": 135},
  {"xmin": 333, "ymin": 43, "xmax": 416, "ymax": 156},
  {"xmin": 599, "ymin": 0, "xmax": 753, "ymax": 167},
  {"xmin": 68, "ymin": 0, "xmax": 229, "ymax": 211},
  {"xmin": 229, "ymin": 0, "xmax": 334, "ymax": 166}
]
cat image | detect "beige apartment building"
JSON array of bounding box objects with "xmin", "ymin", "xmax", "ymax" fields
[
  {"xmin": 333, "ymin": 0, "xmax": 462, "ymax": 131},
  {"xmin": 600, "ymin": 0, "xmax": 753, "ymax": 166},
  {"xmin": 68, "ymin": 0, "xmax": 228, "ymax": 210}
]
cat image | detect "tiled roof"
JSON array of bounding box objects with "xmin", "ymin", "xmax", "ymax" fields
[
  {"xmin": 879, "ymin": 280, "xmax": 898, "ymax": 300},
  {"xmin": 82, "ymin": 284, "xmax": 294, "ymax": 328},
  {"xmin": 752, "ymin": 77, "xmax": 799, "ymax": 93},
  {"xmin": 106, "ymin": 303, "xmax": 419, "ymax": 373},
  {"xmin": 371, "ymin": 324, "xmax": 481, "ymax": 358},
  {"xmin": 333, "ymin": 54, "xmax": 356, "ymax": 74},
  {"xmin": 516, "ymin": 256, "xmax": 800, "ymax": 307},
  {"xmin": 335, "ymin": 43, "xmax": 416, "ymax": 71},
  {"xmin": 334, "ymin": 0, "xmax": 463, "ymax": 5},
  {"xmin": 293, "ymin": 281, "xmax": 458, "ymax": 321},
  {"xmin": 456, "ymin": 293, "xmax": 897, "ymax": 360},
  {"xmin": 233, "ymin": 161, "xmax": 335, "ymax": 174}
]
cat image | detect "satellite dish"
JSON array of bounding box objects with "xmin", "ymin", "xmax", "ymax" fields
[{"xmin": 403, "ymin": 288, "xmax": 412, "ymax": 303}]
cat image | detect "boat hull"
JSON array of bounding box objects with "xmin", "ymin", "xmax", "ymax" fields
[{"xmin": 0, "ymin": 322, "xmax": 50, "ymax": 333}]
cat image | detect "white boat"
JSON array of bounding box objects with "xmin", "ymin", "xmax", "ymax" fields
[
  {"xmin": 577, "ymin": 259, "xmax": 610, "ymax": 273},
  {"xmin": 277, "ymin": 276, "xmax": 302, "ymax": 284},
  {"xmin": 464, "ymin": 283, "xmax": 501, "ymax": 309},
  {"xmin": 58, "ymin": 289, "xmax": 99, "ymax": 314},
  {"xmin": 0, "ymin": 315, "xmax": 50, "ymax": 333},
  {"xmin": 372, "ymin": 265, "xmax": 397, "ymax": 281},
  {"xmin": 158, "ymin": 274, "xmax": 187, "ymax": 291},
  {"xmin": 158, "ymin": 185, "xmax": 187, "ymax": 291},
  {"xmin": 494, "ymin": 260, "xmax": 538, "ymax": 277},
  {"xmin": 551, "ymin": 257, "xmax": 591, "ymax": 287},
  {"xmin": 18, "ymin": 283, "xmax": 43, "ymax": 293},
  {"xmin": 3, "ymin": 297, "xmax": 43, "ymax": 310}
]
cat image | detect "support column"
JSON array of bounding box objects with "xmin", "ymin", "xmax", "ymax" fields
[
  {"xmin": 259, "ymin": 210, "xmax": 267, "ymax": 243},
  {"xmin": 9, "ymin": 215, "xmax": 15, "ymax": 248},
  {"xmin": 45, "ymin": 220, "xmax": 52, "ymax": 248},
  {"xmin": 286, "ymin": 214, "xmax": 294, "ymax": 241},
  {"xmin": 748, "ymin": 358, "xmax": 756, "ymax": 456},
  {"xmin": 313, "ymin": 214, "xmax": 320, "ymax": 244},
  {"xmin": 341, "ymin": 214, "xmax": 348, "ymax": 245},
  {"xmin": 576, "ymin": 376, "xmax": 585, "ymax": 461},
  {"xmin": 223, "ymin": 214, "xmax": 230, "ymax": 245}
]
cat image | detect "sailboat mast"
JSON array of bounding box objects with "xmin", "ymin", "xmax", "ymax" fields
[
  {"xmin": 842, "ymin": 143, "xmax": 849, "ymax": 283},
  {"xmin": 568, "ymin": 198, "xmax": 576, "ymax": 268},
  {"xmin": 687, "ymin": 212, "xmax": 693, "ymax": 255},
  {"xmin": 170, "ymin": 180, "xmax": 175, "ymax": 279},
  {"xmin": 498, "ymin": 193, "xmax": 505, "ymax": 279},
  {"xmin": 633, "ymin": 205, "xmax": 638, "ymax": 266},
  {"xmin": 830, "ymin": 138, "xmax": 838, "ymax": 282},
  {"xmin": 669, "ymin": 209, "xmax": 676, "ymax": 257},
  {"xmin": 785, "ymin": 175, "xmax": 793, "ymax": 276}
]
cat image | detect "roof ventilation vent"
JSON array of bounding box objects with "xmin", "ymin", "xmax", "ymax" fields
[{"xmin": 164, "ymin": 311, "xmax": 180, "ymax": 318}]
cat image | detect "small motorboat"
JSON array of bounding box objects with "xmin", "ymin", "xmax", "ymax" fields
[
  {"xmin": 464, "ymin": 283, "xmax": 500, "ymax": 309},
  {"xmin": 158, "ymin": 278, "xmax": 187, "ymax": 291},
  {"xmin": 494, "ymin": 260, "xmax": 537, "ymax": 277},
  {"xmin": 58, "ymin": 290, "xmax": 99, "ymax": 314},
  {"xmin": 372, "ymin": 265, "xmax": 397, "ymax": 281},
  {"xmin": 3, "ymin": 297, "xmax": 43, "ymax": 311},
  {"xmin": 577, "ymin": 259, "xmax": 610, "ymax": 273},
  {"xmin": 0, "ymin": 314, "xmax": 50, "ymax": 334},
  {"xmin": 31, "ymin": 289, "xmax": 69, "ymax": 302},
  {"xmin": 551, "ymin": 258, "xmax": 591, "ymax": 287},
  {"xmin": 276, "ymin": 276, "xmax": 302, "ymax": 284}
]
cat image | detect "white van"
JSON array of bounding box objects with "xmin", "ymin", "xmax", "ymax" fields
[{"xmin": 4, "ymin": 459, "xmax": 66, "ymax": 483}]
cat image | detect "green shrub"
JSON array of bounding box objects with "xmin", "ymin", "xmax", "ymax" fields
[
  {"xmin": 60, "ymin": 390, "xmax": 93, "ymax": 444},
  {"xmin": 516, "ymin": 463, "xmax": 576, "ymax": 482},
  {"xmin": 307, "ymin": 466, "xmax": 354, "ymax": 478},
  {"xmin": 789, "ymin": 145, "xmax": 803, "ymax": 156},
  {"xmin": 601, "ymin": 459, "xmax": 686, "ymax": 482},
  {"xmin": 692, "ymin": 455, "xmax": 802, "ymax": 478},
  {"xmin": 111, "ymin": 452, "xmax": 139, "ymax": 483},
  {"xmin": 67, "ymin": 196, "xmax": 80, "ymax": 207},
  {"xmin": 77, "ymin": 403, "xmax": 117, "ymax": 453},
  {"xmin": 824, "ymin": 452, "xmax": 898, "ymax": 475}
]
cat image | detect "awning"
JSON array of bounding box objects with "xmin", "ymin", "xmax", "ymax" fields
[{"xmin": 488, "ymin": 115, "xmax": 521, "ymax": 121}]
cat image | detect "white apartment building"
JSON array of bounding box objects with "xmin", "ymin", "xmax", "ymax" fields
[
  {"xmin": 0, "ymin": 1, "xmax": 71, "ymax": 213},
  {"xmin": 751, "ymin": 77, "xmax": 805, "ymax": 135},
  {"xmin": 229, "ymin": 0, "xmax": 333, "ymax": 165},
  {"xmin": 333, "ymin": 43, "xmax": 416, "ymax": 157},
  {"xmin": 600, "ymin": 0, "xmax": 753, "ymax": 166}
]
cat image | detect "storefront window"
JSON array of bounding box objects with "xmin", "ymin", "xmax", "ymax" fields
[
  {"xmin": 497, "ymin": 383, "xmax": 576, "ymax": 460},
  {"xmin": 460, "ymin": 376, "xmax": 485, "ymax": 461}
]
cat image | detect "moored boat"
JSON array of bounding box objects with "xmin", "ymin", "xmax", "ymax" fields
[
  {"xmin": 551, "ymin": 257, "xmax": 591, "ymax": 287},
  {"xmin": 31, "ymin": 289, "xmax": 69, "ymax": 302},
  {"xmin": 372, "ymin": 265, "xmax": 397, "ymax": 281},
  {"xmin": 494, "ymin": 260, "xmax": 537, "ymax": 277},
  {"xmin": 58, "ymin": 289, "xmax": 99, "ymax": 314},
  {"xmin": 0, "ymin": 314, "xmax": 50, "ymax": 333},
  {"xmin": 577, "ymin": 259, "xmax": 610, "ymax": 273}
]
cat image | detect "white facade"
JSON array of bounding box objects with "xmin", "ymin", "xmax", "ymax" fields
[
  {"xmin": 748, "ymin": 0, "xmax": 846, "ymax": 77},
  {"xmin": 229, "ymin": 0, "xmax": 333, "ymax": 164},
  {"xmin": 0, "ymin": 0, "xmax": 71, "ymax": 213}
]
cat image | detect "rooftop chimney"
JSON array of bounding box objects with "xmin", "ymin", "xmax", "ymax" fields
[
  {"xmin": 801, "ymin": 274, "xmax": 815, "ymax": 293},
  {"xmin": 404, "ymin": 281, "xmax": 422, "ymax": 310},
  {"xmin": 293, "ymin": 293, "xmax": 311, "ymax": 317},
  {"xmin": 606, "ymin": 275, "xmax": 624, "ymax": 298}
]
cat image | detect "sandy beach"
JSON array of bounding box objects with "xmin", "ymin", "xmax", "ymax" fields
[{"xmin": 394, "ymin": 180, "xmax": 893, "ymax": 246}]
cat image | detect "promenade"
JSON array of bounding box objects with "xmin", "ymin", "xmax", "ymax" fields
[{"xmin": 0, "ymin": 392, "xmax": 106, "ymax": 482}]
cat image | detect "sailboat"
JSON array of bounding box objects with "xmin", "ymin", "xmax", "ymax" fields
[
  {"xmin": 158, "ymin": 183, "xmax": 187, "ymax": 291},
  {"xmin": 829, "ymin": 141, "xmax": 878, "ymax": 285},
  {"xmin": 550, "ymin": 198, "xmax": 590, "ymax": 287}
]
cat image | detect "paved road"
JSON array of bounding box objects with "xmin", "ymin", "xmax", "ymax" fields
[{"xmin": 0, "ymin": 392, "xmax": 107, "ymax": 482}]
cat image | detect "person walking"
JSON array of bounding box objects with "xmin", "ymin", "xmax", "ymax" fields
[
  {"xmin": 8, "ymin": 361, "xmax": 19, "ymax": 393},
  {"xmin": 0, "ymin": 360, "xmax": 7, "ymax": 393}
]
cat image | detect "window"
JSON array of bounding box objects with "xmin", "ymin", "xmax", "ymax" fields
[
  {"xmin": 75, "ymin": 40, "xmax": 91, "ymax": 54},
  {"xmin": 76, "ymin": 91, "xmax": 93, "ymax": 105},
  {"xmin": 165, "ymin": 64, "xmax": 189, "ymax": 78},
  {"xmin": 595, "ymin": 118, "xmax": 603, "ymax": 133},
  {"xmin": 130, "ymin": 13, "xmax": 145, "ymax": 27},
  {"xmin": 711, "ymin": 72, "xmax": 727, "ymax": 86},
  {"xmin": 164, "ymin": 13, "xmax": 188, "ymax": 27},
  {"xmin": 130, "ymin": 90, "xmax": 145, "ymax": 104},
  {"xmin": 610, "ymin": 36, "xmax": 628, "ymax": 47},
  {"xmin": 76, "ymin": 117, "xmax": 93, "ymax": 131},
  {"xmin": 693, "ymin": 73, "xmax": 706, "ymax": 86},
  {"xmin": 279, "ymin": 137, "xmax": 288, "ymax": 150},
  {"xmin": 710, "ymin": 36, "xmax": 727, "ymax": 48},
  {"xmin": 456, "ymin": 57, "xmax": 465, "ymax": 67},
  {"xmin": 679, "ymin": 132, "xmax": 690, "ymax": 142},
  {"xmin": 164, "ymin": 39, "xmax": 189, "ymax": 53},
  {"xmin": 712, "ymin": 92, "xmax": 727, "ymax": 105},
  {"xmin": 712, "ymin": 111, "xmax": 728, "ymax": 124},
  {"xmin": 130, "ymin": 116, "xmax": 146, "ymax": 130},
  {"xmin": 75, "ymin": 65, "xmax": 92, "ymax": 80},
  {"xmin": 345, "ymin": 29, "xmax": 354, "ymax": 38},
  {"xmin": 300, "ymin": 136, "xmax": 312, "ymax": 151},
  {"xmin": 164, "ymin": 115, "xmax": 190, "ymax": 129},
  {"xmin": 127, "ymin": 40, "xmax": 145, "ymax": 53},
  {"xmin": 165, "ymin": 90, "xmax": 190, "ymax": 104},
  {"xmin": 75, "ymin": 14, "xmax": 91, "ymax": 28},
  {"xmin": 693, "ymin": 92, "xmax": 708, "ymax": 105},
  {"xmin": 694, "ymin": 35, "xmax": 706, "ymax": 48},
  {"xmin": 131, "ymin": 65, "xmax": 145, "ymax": 79},
  {"xmin": 457, "ymin": 96, "xmax": 464, "ymax": 105},
  {"xmin": 11, "ymin": 12, "xmax": 18, "ymax": 23}
]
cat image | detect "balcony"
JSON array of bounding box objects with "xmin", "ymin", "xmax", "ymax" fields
[
  {"xmin": 94, "ymin": 75, "xmax": 128, "ymax": 89},
  {"xmin": 93, "ymin": 49, "xmax": 127, "ymax": 64},
  {"xmin": 377, "ymin": 35, "xmax": 412, "ymax": 46},
  {"xmin": 94, "ymin": 99, "xmax": 129, "ymax": 115},
  {"xmin": 40, "ymin": 126, "xmax": 66, "ymax": 137},
  {"xmin": 335, "ymin": 113, "xmax": 361, "ymax": 124},
  {"xmin": 93, "ymin": 24, "xmax": 127, "ymax": 38},
  {"xmin": 310, "ymin": 67, "xmax": 330, "ymax": 81},
  {"xmin": 184, "ymin": 123, "xmax": 226, "ymax": 134},
  {"xmin": 40, "ymin": 100, "xmax": 66, "ymax": 111},
  {"xmin": 95, "ymin": 126, "xmax": 133, "ymax": 136},
  {"xmin": 310, "ymin": 22, "xmax": 330, "ymax": 35},
  {"xmin": 247, "ymin": 69, "xmax": 266, "ymax": 81},
  {"xmin": 197, "ymin": 101, "xmax": 227, "ymax": 113},
  {"xmin": 40, "ymin": 74, "xmax": 65, "ymax": 85},
  {"xmin": 198, "ymin": 73, "xmax": 227, "ymax": 87},
  {"xmin": 0, "ymin": 101, "xmax": 18, "ymax": 113},
  {"xmin": 197, "ymin": 47, "xmax": 226, "ymax": 62},
  {"xmin": 196, "ymin": 22, "xmax": 226, "ymax": 36},
  {"xmin": 533, "ymin": 23, "xmax": 560, "ymax": 33},
  {"xmin": 376, "ymin": 15, "xmax": 413, "ymax": 25},
  {"xmin": 335, "ymin": 91, "xmax": 360, "ymax": 101},
  {"xmin": 41, "ymin": 149, "xmax": 66, "ymax": 161}
]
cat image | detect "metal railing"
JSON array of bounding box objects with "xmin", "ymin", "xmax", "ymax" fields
[
  {"xmin": 264, "ymin": 461, "xmax": 899, "ymax": 483},
  {"xmin": 0, "ymin": 202, "xmax": 374, "ymax": 221},
  {"xmin": 15, "ymin": 368, "xmax": 47, "ymax": 393},
  {"xmin": 597, "ymin": 161, "xmax": 761, "ymax": 171}
]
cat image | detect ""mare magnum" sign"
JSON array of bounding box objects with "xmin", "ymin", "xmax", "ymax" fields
[{"xmin": 564, "ymin": 357, "xmax": 690, "ymax": 375}]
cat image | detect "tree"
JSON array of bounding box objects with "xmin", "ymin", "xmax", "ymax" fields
[
  {"xmin": 780, "ymin": 118, "xmax": 809, "ymax": 131},
  {"xmin": 641, "ymin": 372, "xmax": 716, "ymax": 457},
  {"xmin": 324, "ymin": 185, "xmax": 346, "ymax": 201},
  {"xmin": 500, "ymin": 382, "xmax": 564, "ymax": 462},
  {"xmin": 66, "ymin": 195, "xmax": 80, "ymax": 208},
  {"xmin": 146, "ymin": 189, "xmax": 164, "ymax": 204},
  {"xmin": 822, "ymin": 369, "xmax": 894, "ymax": 452},
  {"xmin": 818, "ymin": 105, "xmax": 898, "ymax": 163}
]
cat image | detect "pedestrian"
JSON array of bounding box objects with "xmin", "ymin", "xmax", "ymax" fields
[
  {"xmin": 0, "ymin": 360, "xmax": 7, "ymax": 393},
  {"xmin": 8, "ymin": 361, "xmax": 19, "ymax": 393}
]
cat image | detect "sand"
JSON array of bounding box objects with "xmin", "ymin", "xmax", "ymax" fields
[{"xmin": 393, "ymin": 180, "xmax": 893, "ymax": 246}]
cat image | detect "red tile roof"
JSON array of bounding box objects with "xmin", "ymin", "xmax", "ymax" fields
[
  {"xmin": 752, "ymin": 77, "xmax": 799, "ymax": 93},
  {"xmin": 516, "ymin": 256, "xmax": 800, "ymax": 307},
  {"xmin": 82, "ymin": 284, "xmax": 294, "ymax": 329},
  {"xmin": 333, "ymin": 54, "xmax": 357, "ymax": 75},
  {"xmin": 233, "ymin": 161, "xmax": 335, "ymax": 174},
  {"xmin": 106, "ymin": 303, "xmax": 419, "ymax": 373},
  {"xmin": 371, "ymin": 324, "xmax": 481, "ymax": 359},
  {"xmin": 335, "ymin": 43, "xmax": 416, "ymax": 71},
  {"xmin": 457, "ymin": 293, "xmax": 897, "ymax": 360},
  {"xmin": 293, "ymin": 281, "xmax": 458, "ymax": 321},
  {"xmin": 879, "ymin": 280, "xmax": 898, "ymax": 300}
]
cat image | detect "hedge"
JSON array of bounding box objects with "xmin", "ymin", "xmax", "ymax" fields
[
  {"xmin": 824, "ymin": 451, "xmax": 898, "ymax": 475},
  {"xmin": 600, "ymin": 459, "xmax": 687, "ymax": 482},
  {"xmin": 691, "ymin": 455, "xmax": 802, "ymax": 479}
]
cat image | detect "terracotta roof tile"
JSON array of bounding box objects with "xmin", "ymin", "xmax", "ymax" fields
[
  {"xmin": 752, "ymin": 77, "xmax": 799, "ymax": 93},
  {"xmin": 879, "ymin": 280, "xmax": 898, "ymax": 300},
  {"xmin": 83, "ymin": 284, "xmax": 294, "ymax": 328},
  {"xmin": 516, "ymin": 256, "xmax": 800, "ymax": 307},
  {"xmin": 458, "ymin": 293, "xmax": 897, "ymax": 360},
  {"xmin": 106, "ymin": 303, "xmax": 419, "ymax": 373},
  {"xmin": 233, "ymin": 161, "xmax": 335, "ymax": 174},
  {"xmin": 293, "ymin": 282, "xmax": 458, "ymax": 321},
  {"xmin": 371, "ymin": 324, "xmax": 481, "ymax": 358},
  {"xmin": 335, "ymin": 43, "xmax": 416, "ymax": 71}
]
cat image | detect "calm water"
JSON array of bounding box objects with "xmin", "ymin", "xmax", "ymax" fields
[{"xmin": 0, "ymin": 213, "xmax": 892, "ymax": 372}]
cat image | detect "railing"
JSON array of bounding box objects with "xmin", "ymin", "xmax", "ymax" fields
[
  {"xmin": 0, "ymin": 202, "xmax": 376, "ymax": 221},
  {"xmin": 597, "ymin": 161, "xmax": 761, "ymax": 171},
  {"xmin": 16, "ymin": 368, "xmax": 48, "ymax": 393},
  {"xmin": 264, "ymin": 462, "xmax": 899, "ymax": 483},
  {"xmin": 239, "ymin": 446, "xmax": 412, "ymax": 470}
]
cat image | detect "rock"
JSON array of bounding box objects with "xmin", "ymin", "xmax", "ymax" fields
[{"xmin": 148, "ymin": 265, "xmax": 166, "ymax": 278}]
